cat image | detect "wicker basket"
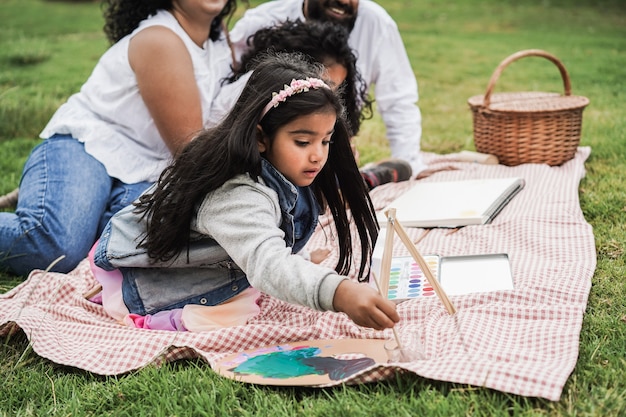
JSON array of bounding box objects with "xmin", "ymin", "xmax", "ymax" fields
[{"xmin": 468, "ymin": 49, "xmax": 589, "ymax": 166}]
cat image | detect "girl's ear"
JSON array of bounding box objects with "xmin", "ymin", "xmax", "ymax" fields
[{"xmin": 256, "ymin": 124, "xmax": 268, "ymax": 153}]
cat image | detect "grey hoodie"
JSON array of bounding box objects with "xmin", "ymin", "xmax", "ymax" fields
[{"xmin": 94, "ymin": 160, "xmax": 346, "ymax": 315}]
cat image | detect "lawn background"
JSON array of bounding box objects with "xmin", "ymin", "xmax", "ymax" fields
[{"xmin": 1, "ymin": 0, "xmax": 625, "ymax": 415}]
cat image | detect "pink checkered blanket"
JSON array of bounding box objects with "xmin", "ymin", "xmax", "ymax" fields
[{"xmin": 0, "ymin": 147, "xmax": 595, "ymax": 401}]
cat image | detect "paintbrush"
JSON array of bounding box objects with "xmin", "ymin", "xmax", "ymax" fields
[
  {"xmin": 370, "ymin": 271, "xmax": 403, "ymax": 352},
  {"xmin": 384, "ymin": 209, "xmax": 456, "ymax": 315}
]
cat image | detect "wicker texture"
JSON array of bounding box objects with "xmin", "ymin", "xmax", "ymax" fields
[{"xmin": 468, "ymin": 49, "xmax": 589, "ymax": 166}]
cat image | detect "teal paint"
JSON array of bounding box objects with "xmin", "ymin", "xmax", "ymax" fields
[{"xmin": 231, "ymin": 346, "xmax": 375, "ymax": 380}]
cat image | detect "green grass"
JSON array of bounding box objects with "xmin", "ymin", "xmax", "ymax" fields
[{"xmin": 1, "ymin": 0, "xmax": 626, "ymax": 415}]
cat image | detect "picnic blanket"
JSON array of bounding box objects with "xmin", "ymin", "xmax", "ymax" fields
[{"xmin": 0, "ymin": 147, "xmax": 595, "ymax": 401}]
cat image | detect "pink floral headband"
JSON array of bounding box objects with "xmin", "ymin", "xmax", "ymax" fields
[{"xmin": 259, "ymin": 77, "xmax": 331, "ymax": 120}]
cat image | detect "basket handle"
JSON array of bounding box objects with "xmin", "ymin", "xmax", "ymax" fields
[{"xmin": 482, "ymin": 49, "xmax": 572, "ymax": 108}]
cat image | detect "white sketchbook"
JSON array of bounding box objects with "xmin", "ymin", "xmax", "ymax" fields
[{"xmin": 377, "ymin": 177, "xmax": 525, "ymax": 228}]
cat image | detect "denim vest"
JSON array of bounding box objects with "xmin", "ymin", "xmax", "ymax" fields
[{"xmin": 94, "ymin": 159, "xmax": 320, "ymax": 315}]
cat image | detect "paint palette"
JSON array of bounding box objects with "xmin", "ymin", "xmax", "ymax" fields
[
  {"xmin": 385, "ymin": 255, "xmax": 440, "ymax": 301},
  {"xmin": 214, "ymin": 338, "xmax": 388, "ymax": 386}
]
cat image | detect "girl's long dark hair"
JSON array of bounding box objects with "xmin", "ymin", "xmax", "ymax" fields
[
  {"xmin": 135, "ymin": 52, "xmax": 379, "ymax": 281},
  {"xmin": 101, "ymin": 0, "xmax": 241, "ymax": 43},
  {"xmin": 229, "ymin": 19, "xmax": 373, "ymax": 136}
]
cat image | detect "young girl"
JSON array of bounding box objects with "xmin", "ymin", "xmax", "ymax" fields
[
  {"xmin": 92, "ymin": 52, "xmax": 399, "ymax": 331},
  {"xmin": 0, "ymin": 0, "xmax": 241, "ymax": 276}
]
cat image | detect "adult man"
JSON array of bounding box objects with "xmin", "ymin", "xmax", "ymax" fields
[{"xmin": 229, "ymin": 0, "xmax": 426, "ymax": 175}]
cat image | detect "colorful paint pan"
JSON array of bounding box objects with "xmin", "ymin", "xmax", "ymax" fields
[{"xmin": 385, "ymin": 255, "xmax": 440, "ymax": 301}]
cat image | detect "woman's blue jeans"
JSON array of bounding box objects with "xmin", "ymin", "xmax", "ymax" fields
[{"xmin": 0, "ymin": 134, "xmax": 152, "ymax": 276}]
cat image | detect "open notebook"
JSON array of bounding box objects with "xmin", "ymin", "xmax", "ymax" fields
[{"xmin": 377, "ymin": 177, "xmax": 525, "ymax": 228}]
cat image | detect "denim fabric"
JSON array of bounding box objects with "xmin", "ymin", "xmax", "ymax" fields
[
  {"xmin": 94, "ymin": 216, "xmax": 233, "ymax": 270},
  {"xmin": 120, "ymin": 265, "xmax": 250, "ymax": 316},
  {"xmin": 95, "ymin": 219, "xmax": 252, "ymax": 315},
  {"xmin": 0, "ymin": 134, "xmax": 151, "ymax": 275},
  {"xmin": 260, "ymin": 159, "xmax": 318, "ymax": 254}
]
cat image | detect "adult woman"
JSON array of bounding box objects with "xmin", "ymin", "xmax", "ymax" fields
[{"xmin": 0, "ymin": 0, "xmax": 241, "ymax": 276}]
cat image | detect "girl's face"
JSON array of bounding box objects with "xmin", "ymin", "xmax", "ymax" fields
[{"xmin": 258, "ymin": 111, "xmax": 336, "ymax": 187}]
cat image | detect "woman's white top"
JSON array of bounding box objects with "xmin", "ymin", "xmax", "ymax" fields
[
  {"xmin": 40, "ymin": 10, "xmax": 232, "ymax": 184},
  {"xmin": 207, "ymin": 72, "xmax": 251, "ymax": 127}
]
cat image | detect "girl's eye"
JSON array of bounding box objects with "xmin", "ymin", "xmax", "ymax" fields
[
  {"xmin": 295, "ymin": 140, "xmax": 309, "ymax": 147},
  {"xmin": 322, "ymin": 140, "xmax": 333, "ymax": 146}
]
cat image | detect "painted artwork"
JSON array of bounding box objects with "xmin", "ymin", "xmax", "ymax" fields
[{"xmin": 214, "ymin": 338, "xmax": 388, "ymax": 386}]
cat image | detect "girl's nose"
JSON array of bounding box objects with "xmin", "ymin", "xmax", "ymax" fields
[{"xmin": 310, "ymin": 143, "xmax": 325, "ymax": 163}]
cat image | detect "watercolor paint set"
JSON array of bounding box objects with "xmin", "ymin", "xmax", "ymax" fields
[
  {"xmin": 372, "ymin": 252, "xmax": 514, "ymax": 302},
  {"xmin": 370, "ymin": 227, "xmax": 514, "ymax": 302},
  {"xmin": 384, "ymin": 255, "xmax": 441, "ymax": 301},
  {"xmin": 370, "ymin": 218, "xmax": 514, "ymax": 302}
]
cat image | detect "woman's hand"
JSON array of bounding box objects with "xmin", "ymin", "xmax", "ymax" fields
[{"xmin": 333, "ymin": 279, "xmax": 399, "ymax": 330}]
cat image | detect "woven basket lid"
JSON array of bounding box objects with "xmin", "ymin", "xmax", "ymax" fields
[{"xmin": 468, "ymin": 91, "xmax": 590, "ymax": 113}]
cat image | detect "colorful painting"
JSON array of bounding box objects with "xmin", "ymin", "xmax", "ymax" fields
[{"xmin": 214, "ymin": 339, "xmax": 388, "ymax": 386}]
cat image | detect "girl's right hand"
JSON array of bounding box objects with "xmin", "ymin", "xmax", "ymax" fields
[{"xmin": 333, "ymin": 279, "xmax": 400, "ymax": 330}]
